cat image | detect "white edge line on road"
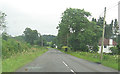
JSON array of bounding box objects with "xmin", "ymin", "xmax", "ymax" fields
[{"xmin": 62, "ymin": 61, "xmax": 68, "ymax": 67}]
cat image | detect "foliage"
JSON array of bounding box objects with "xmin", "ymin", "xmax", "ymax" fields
[
  {"xmin": 56, "ymin": 8, "xmax": 102, "ymax": 51},
  {"xmin": 2, "ymin": 32, "xmax": 9, "ymax": 41},
  {"xmin": 42, "ymin": 35, "xmax": 56, "ymax": 42},
  {"xmin": 2, "ymin": 37, "xmax": 31, "ymax": 59},
  {"xmin": 23, "ymin": 28, "xmax": 47, "ymax": 46},
  {"xmin": 110, "ymin": 47, "xmax": 118, "ymax": 55},
  {"xmin": 23, "ymin": 28, "xmax": 39, "ymax": 45},
  {"xmin": 104, "ymin": 19, "xmax": 119, "ymax": 39},
  {"xmin": 92, "ymin": 44, "xmax": 99, "ymax": 53},
  {"xmin": 13, "ymin": 35, "xmax": 25, "ymax": 42},
  {"xmin": 0, "ymin": 11, "xmax": 6, "ymax": 33},
  {"xmin": 114, "ymin": 19, "xmax": 119, "ymax": 35}
]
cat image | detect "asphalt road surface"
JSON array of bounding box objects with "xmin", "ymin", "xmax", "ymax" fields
[{"xmin": 16, "ymin": 48, "xmax": 118, "ymax": 72}]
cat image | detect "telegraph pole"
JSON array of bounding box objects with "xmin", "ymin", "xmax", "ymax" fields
[
  {"xmin": 100, "ymin": 7, "xmax": 106, "ymax": 63},
  {"xmin": 67, "ymin": 33, "xmax": 68, "ymax": 46},
  {"xmin": 41, "ymin": 36, "xmax": 43, "ymax": 47}
]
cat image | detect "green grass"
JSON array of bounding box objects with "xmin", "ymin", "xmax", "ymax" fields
[
  {"xmin": 2, "ymin": 47, "xmax": 48, "ymax": 72},
  {"xmin": 59, "ymin": 49, "xmax": 118, "ymax": 70},
  {"xmin": 0, "ymin": 59, "xmax": 2, "ymax": 74}
]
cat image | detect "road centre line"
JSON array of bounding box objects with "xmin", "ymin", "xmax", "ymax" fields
[
  {"xmin": 62, "ymin": 61, "xmax": 68, "ymax": 67},
  {"xmin": 62, "ymin": 61, "xmax": 76, "ymax": 74},
  {"xmin": 70, "ymin": 69, "xmax": 74, "ymax": 73}
]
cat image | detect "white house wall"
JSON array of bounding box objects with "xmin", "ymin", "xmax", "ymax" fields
[{"xmin": 98, "ymin": 46, "xmax": 112, "ymax": 53}]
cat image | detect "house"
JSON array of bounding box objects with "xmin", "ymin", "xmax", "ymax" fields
[{"xmin": 98, "ymin": 38, "xmax": 117, "ymax": 53}]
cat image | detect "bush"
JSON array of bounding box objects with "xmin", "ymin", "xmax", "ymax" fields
[
  {"xmin": 2, "ymin": 38, "xmax": 31, "ymax": 59},
  {"xmin": 92, "ymin": 45, "xmax": 99, "ymax": 53},
  {"xmin": 110, "ymin": 47, "xmax": 118, "ymax": 55}
]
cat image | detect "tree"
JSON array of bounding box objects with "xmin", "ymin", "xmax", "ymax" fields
[
  {"xmin": 104, "ymin": 19, "xmax": 119, "ymax": 39},
  {"xmin": 113, "ymin": 19, "xmax": 119, "ymax": 35},
  {"xmin": 42, "ymin": 35, "xmax": 56, "ymax": 42},
  {"xmin": 0, "ymin": 12, "xmax": 7, "ymax": 34},
  {"xmin": 23, "ymin": 28, "xmax": 38, "ymax": 45},
  {"xmin": 104, "ymin": 20, "xmax": 114, "ymax": 39},
  {"xmin": 96, "ymin": 17, "xmax": 104, "ymax": 28},
  {"xmin": 56, "ymin": 8, "xmax": 102, "ymax": 51}
]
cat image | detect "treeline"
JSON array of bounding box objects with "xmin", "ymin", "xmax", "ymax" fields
[
  {"xmin": 43, "ymin": 35, "xmax": 56, "ymax": 42},
  {"xmin": 92, "ymin": 18, "xmax": 119, "ymax": 41},
  {"xmin": 55, "ymin": 8, "xmax": 119, "ymax": 53},
  {"xmin": 2, "ymin": 28, "xmax": 54, "ymax": 59},
  {"xmin": 2, "ymin": 27, "xmax": 57, "ymax": 59},
  {"xmin": 0, "ymin": 11, "xmax": 56, "ymax": 59}
]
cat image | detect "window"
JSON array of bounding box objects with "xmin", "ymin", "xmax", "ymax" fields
[{"xmin": 104, "ymin": 46, "xmax": 107, "ymax": 48}]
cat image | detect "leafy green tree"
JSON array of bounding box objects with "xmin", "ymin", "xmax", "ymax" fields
[
  {"xmin": 23, "ymin": 28, "xmax": 39, "ymax": 45},
  {"xmin": 113, "ymin": 19, "xmax": 119, "ymax": 35},
  {"xmin": 56, "ymin": 8, "xmax": 102, "ymax": 51},
  {"xmin": 104, "ymin": 19, "xmax": 119, "ymax": 39},
  {"xmin": 96, "ymin": 17, "xmax": 104, "ymax": 28}
]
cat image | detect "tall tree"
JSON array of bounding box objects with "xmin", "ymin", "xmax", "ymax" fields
[
  {"xmin": 113, "ymin": 19, "xmax": 119, "ymax": 35},
  {"xmin": 104, "ymin": 20, "xmax": 114, "ymax": 39},
  {"xmin": 57, "ymin": 8, "xmax": 102, "ymax": 51},
  {"xmin": 23, "ymin": 28, "xmax": 38, "ymax": 45},
  {"xmin": 0, "ymin": 12, "xmax": 6, "ymax": 33}
]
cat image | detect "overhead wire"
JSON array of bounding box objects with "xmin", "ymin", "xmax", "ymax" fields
[{"xmin": 98, "ymin": 2, "xmax": 119, "ymax": 18}]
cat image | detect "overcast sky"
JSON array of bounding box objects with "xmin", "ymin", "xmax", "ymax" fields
[{"xmin": 0, "ymin": 0, "xmax": 119, "ymax": 36}]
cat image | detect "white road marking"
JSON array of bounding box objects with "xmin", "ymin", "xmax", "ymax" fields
[
  {"xmin": 70, "ymin": 69, "xmax": 76, "ymax": 74},
  {"xmin": 70, "ymin": 69, "xmax": 74, "ymax": 73},
  {"xmin": 62, "ymin": 61, "xmax": 76, "ymax": 74},
  {"xmin": 62, "ymin": 61, "xmax": 68, "ymax": 67}
]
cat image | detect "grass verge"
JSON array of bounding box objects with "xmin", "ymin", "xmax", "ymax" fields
[
  {"xmin": 2, "ymin": 47, "xmax": 48, "ymax": 72},
  {"xmin": 58, "ymin": 49, "xmax": 118, "ymax": 70}
]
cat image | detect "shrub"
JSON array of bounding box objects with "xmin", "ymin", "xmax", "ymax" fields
[
  {"xmin": 110, "ymin": 47, "xmax": 118, "ymax": 55},
  {"xmin": 2, "ymin": 38, "xmax": 31, "ymax": 59}
]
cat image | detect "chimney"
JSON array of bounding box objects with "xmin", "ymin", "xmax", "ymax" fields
[{"xmin": 109, "ymin": 39, "xmax": 113, "ymax": 46}]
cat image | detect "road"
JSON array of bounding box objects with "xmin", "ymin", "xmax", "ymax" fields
[{"xmin": 16, "ymin": 48, "xmax": 117, "ymax": 72}]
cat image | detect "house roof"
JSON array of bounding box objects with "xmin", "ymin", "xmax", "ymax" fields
[{"xmin": 99, "ymin": 38, "xmax": 117, "ymax": 46}]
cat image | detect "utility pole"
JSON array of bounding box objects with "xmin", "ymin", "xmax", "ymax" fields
[
  {"xmin": 118, "ymin": 1, "xmax": 120, "ymax": 38},
  {"xmin": 41, "ymin": 36, "xmax": 43, "ymax": 47},
  {"xmin": 100, "ymin": 7, "xmax": 106, "ymax": 63},
  {"xmin": 39, "ymin": 33, "xmax": 43, "ymax": 47},
  {"xmin": 67, "ymin": 33, "xmax": 68, "ymax": 46}
]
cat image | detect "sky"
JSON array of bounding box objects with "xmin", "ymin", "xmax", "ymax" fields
[{"xmin": 0, "ymin": 0, "xmax": 119, "ymax": 36}]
